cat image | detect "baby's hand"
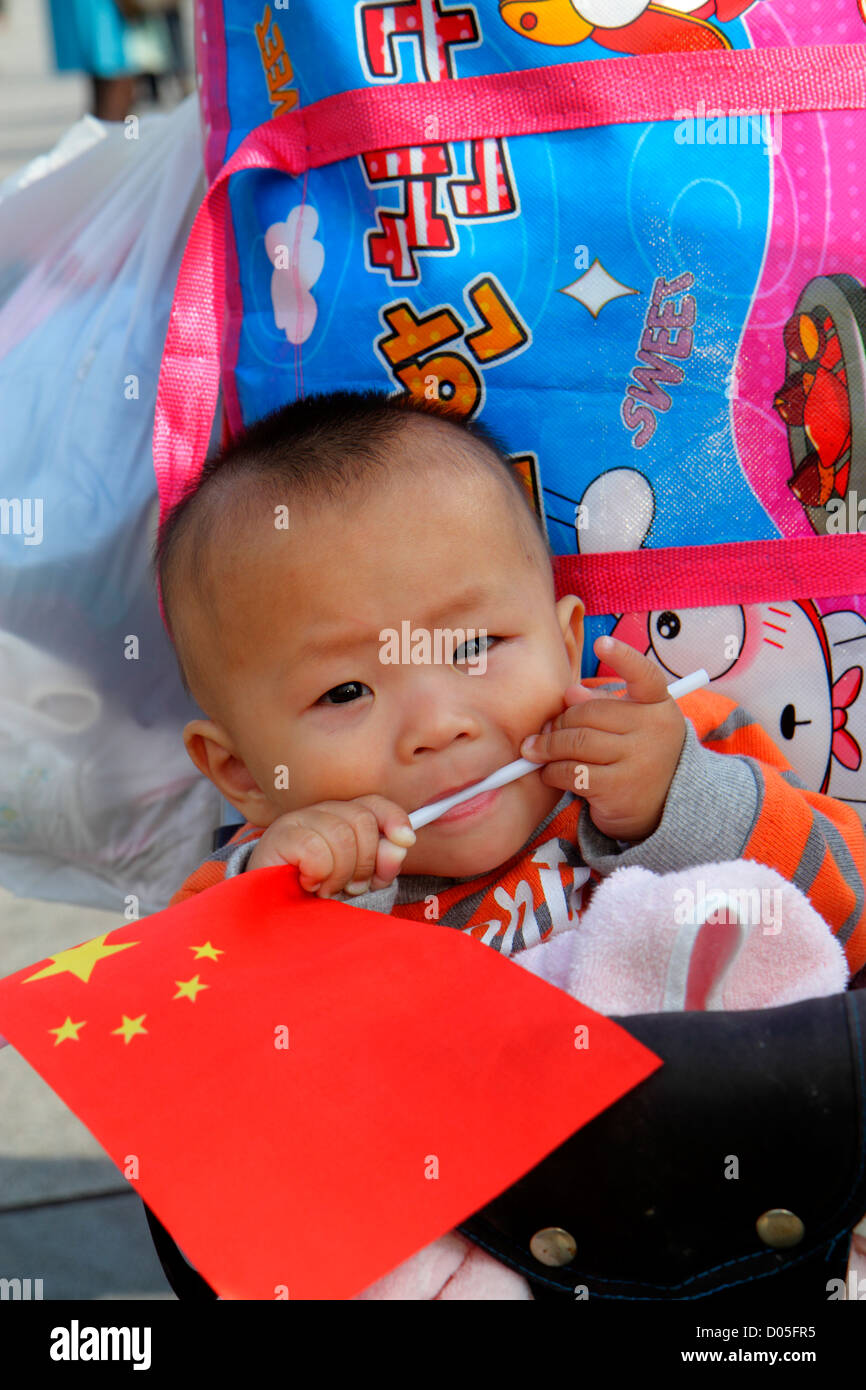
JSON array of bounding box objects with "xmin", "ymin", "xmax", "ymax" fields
[
  {"xmin": 520, "ymin": 636, "xmax": 687, "ymax": 843},
  {"xmin": 247, "ymin": 796, "xmax": 416, "ymax": 897}
]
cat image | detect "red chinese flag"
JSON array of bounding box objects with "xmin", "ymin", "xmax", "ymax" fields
[{"xmin": 0, "ymin": 866, "xmax": 660, "ymax": 1299}]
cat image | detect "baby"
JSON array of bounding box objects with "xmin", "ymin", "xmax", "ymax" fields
[{"xmin": 156, "ymin": 388, "xmax": 866, "ymax": 975}]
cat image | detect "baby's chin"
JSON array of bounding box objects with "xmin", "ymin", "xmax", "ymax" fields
[
  {"xmin": 407, "ymin": 811, "xmax": 545, "ymax": 880},
  {"xmin": 406, "ymin": 778, "xmax": 562, "ymax": 879}
]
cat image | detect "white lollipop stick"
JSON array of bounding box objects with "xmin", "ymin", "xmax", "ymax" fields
[{"xmin": 408, "ymin": 667, "xmax": 710, "ymax": 830}]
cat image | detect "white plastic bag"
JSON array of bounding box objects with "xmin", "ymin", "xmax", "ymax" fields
[{"xmin": 0, "ymin": 94, "xmax": 222, "ymax": 916}]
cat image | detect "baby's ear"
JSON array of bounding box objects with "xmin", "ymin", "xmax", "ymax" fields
[
  {"xmin": 556, "ymin": 594, "xmax": 585, "ymax": 679},
  {"xmin": 182, "ymin": 720, "xmax": 276, "ymax": 826},
  {"xmin": 182, "ymin": 718, "xmax": 225, "ymax": 784}
]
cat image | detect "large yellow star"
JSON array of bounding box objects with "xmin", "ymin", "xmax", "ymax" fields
[
  {"xmin": 190, "ymin": 941, "xmax": 224, "ymax": 962},
  {"xmin": 112, "ymin": 1014, "xmax": 147, "ymax": 1044},
  {"xmin": 24, "ymin": 934, "xmax": 140, "ymax": 985},
  {"xmin": 174, "ymin": 975, "xmax": 209, "ymax": 1003},
  {"xmin": 49, "ymin": 1016, "xmax": 87, "ymax": 1046}
]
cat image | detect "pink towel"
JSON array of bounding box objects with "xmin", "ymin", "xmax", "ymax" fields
[
  {"xmin": 355, "ymin": 858, "xmax": 861, "ymax": 1299},
  {"xmin": 517, "ymin": 859, "xmax": 850, "ymax": 1013}
]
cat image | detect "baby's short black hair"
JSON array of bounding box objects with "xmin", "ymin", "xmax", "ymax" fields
[{"xmin": 152, "ymin": 388, "xmax": 553, "ymax": 700}]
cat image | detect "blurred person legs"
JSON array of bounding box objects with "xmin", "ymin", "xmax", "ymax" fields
[
  {"xmin": 45, "ymin": 0, "xmax": 176, "ymax": 120},
  {"xmin": 45, "ymin": 0, "xmax": 141, "ymax": 120},
  {"xmin": 164, "ymin": 5, "xmax": 195, "ymax": 99},
  {"xmin": 131, "ymin": 5, "xmax": 190, "ymax": 107},
  {"xmin": 119, "ymin": 2, "xmax": 177, "ymax": 109},
  {"xmin": 91, "ymin": 72, "xmax": 136, "ymax": 121}
]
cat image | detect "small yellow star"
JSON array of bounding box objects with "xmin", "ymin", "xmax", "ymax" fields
[
  {"xmin": 174, "ymin": 975, "xmax": 209, "ymax": 1003},
  {"xmin": 24, "ymin": 934, "xmax": 139, "ymax": 985},
  {"xmin": 112, "ymin": 1014, "xmax": 148, "ymax": 1044},
  {"xmin": 189, "ymin": 941, "xmax": 224, "ymax": 962},
  {"xmin": 49, "ymin": 1016, "xmax": 86, "ymax": 1046}
]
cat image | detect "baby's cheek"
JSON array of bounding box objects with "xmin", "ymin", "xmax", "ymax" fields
[
  {"xmin": 260, "ymin": 776, "xmax": 309, "ymax": 818},
  {"xmin": 534, "ymin": 642, "xmax": 573, "ymax": 698},
  {"xmin": 264, "ymin": 748, "xmax": 323, "ymax": 809},
  {"xmin": 394, "ymin": 840, "xmax": 419, "ymax": 876}
]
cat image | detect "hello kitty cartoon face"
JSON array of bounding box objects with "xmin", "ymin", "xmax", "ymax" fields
[
  {"xmin": 574, "ymin": 465, "xmax": 866, "ymax": 822},
  {"xmin": 641, "ymin": 602, "xmax": 830, "ymax": 787},
  {"xmin": 609, "ymin": 600, "xmax": 865, "ymax": 814}
]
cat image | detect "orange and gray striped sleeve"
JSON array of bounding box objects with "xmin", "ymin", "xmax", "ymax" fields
[
  {"xmin": 677, "ymin": 686, "xmax": 866, "ymax": 976},
  {"xmin": 576, "ymin": 680, "xmax": 866, "ymax": 975},
  {"xmin": 168, "ymin": 822, "xmax": 265, "ymax": 907}
]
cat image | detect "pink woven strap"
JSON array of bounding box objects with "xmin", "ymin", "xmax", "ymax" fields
[
  {"xmin": 153, "ymin": 43, "xmax": 866, "ymax": 622},
  {"xmin": 554, "ymin": 533, "xmax": 866, "ymax": 618},
  {"xmin": 262, "ymin": 41, "xmax": 866, "ymax": 162},
  {"xmin": 152, "ymin": 118, "xmax": 306, "ymax": 534}
]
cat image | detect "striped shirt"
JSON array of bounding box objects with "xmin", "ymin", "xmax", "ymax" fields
[{"xmin": 169, "ymin": 679, "xmax": 866, "ymax": 977}]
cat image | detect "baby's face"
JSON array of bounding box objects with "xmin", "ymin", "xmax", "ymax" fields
[{"xmin": 183, "ymin": 450, "xmax": 585, "ymax": 880}]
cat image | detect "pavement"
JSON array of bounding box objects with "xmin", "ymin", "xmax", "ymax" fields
[
  {"xmin": 0, "ymin": 0, "xmax": 197, "ymax": 1300},
  {"xmin": 0, "ymin": 887, "xmax": 179, "ymax": 1299}
]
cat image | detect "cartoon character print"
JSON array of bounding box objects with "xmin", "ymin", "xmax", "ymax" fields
[
  {"xmin": 772, "ymin": 274, "xmax": 866, "ymax": 534},
  {"xmin": 499, "ymin": 0, "xmax": 761, "ymax": 55},
  {"xmin": 575, "ymin": 469, "xmax": 866, "ymax": 825},
  {"xmin": 775, "ymin": 311, "xmax": 850, "ymax": 507}
]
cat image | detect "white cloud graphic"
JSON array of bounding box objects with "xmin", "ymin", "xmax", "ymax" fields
[{"xmin": 265, "ymin": 205, "xmax": 324, "ymax": 345}]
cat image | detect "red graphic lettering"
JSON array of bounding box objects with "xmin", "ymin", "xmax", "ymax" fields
[
  {"xmin": 362, "ymin": 139, "xmax": 518, "ymax": 285},
  {"xmin": 363, "ymin": 147, "xmax": 451, "ymax": 182},
  {"xmin": 364, "ymin": 169, "xmax": 455, "ymax": 281},
  {"xmin": 448, "ymin": 138, "xmax": 516, "ymax": 220},
  {"xmin": 358, "ymin": 0, "xmax": 479, "ymax": 83}
]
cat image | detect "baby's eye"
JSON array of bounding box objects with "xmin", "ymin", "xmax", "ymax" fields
[
  {"xmin": 454, "ymin": 634, "xmax": 500, "ymax": 663},
  {"xmin": 317, "ymin": 681, "xmax": 372, "ymax": 706}
]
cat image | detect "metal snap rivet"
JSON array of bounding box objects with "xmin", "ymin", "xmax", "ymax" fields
[
  {"xmin": 756, "ymin": 1209, "xmax": 805, "ymax": 1249},
  {"xmin": 529, "ymin": 1226, "xmax": 577, "ymax": 1267}
]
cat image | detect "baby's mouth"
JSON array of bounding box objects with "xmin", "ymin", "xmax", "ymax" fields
[
  {"xmin": 428, "ymin": 783, "xmax": 504, "ymax": 826},
  {"xmin": 422, "ymin": 776, "xmax": 489, "ymax": 806}
]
